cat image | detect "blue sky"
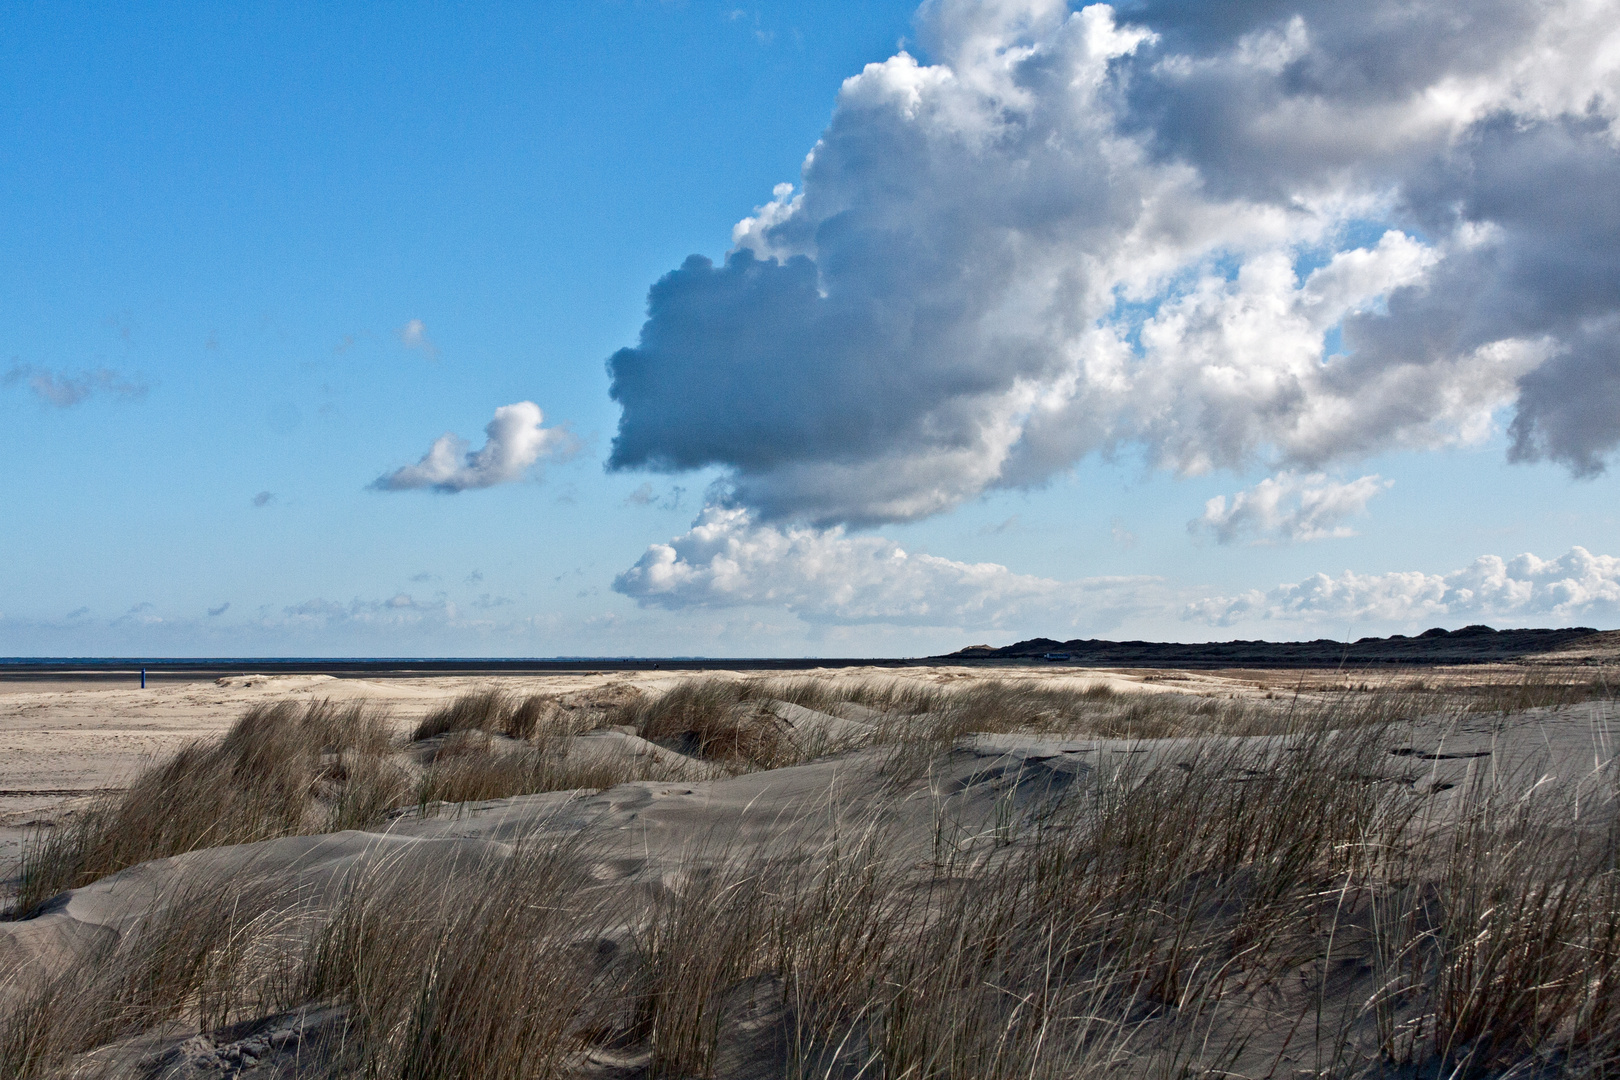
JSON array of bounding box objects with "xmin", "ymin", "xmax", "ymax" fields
[{"xmin": 3, "ymin": 0, "xmax": 1618, "ymax": 657}]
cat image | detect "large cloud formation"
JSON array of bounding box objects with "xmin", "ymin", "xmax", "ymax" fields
[
  {"xmin": 372, "ymin": 402, "xmax": 571, "ymax": 493},
  {"xmin": 607, "ymin": 0, "xmax": 1620, "ymax": 526}
]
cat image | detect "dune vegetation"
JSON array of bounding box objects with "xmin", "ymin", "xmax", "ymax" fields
[{"xmin": 2, "ymin": 670, "xmax": 1617, "ymax": 1079}]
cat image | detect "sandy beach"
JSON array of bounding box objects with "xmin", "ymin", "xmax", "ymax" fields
[{"xmin": 3, "ymin": 664, "xmax": 1617, "ymax": 1078}]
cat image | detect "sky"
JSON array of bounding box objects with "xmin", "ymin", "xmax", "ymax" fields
[{"xmin": 2, "ymin": 0, "xmax": 1618, "ymax": 658}]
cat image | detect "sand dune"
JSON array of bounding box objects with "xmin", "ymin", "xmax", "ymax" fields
[
  {"xmin": 0, "ymin": 667, "xmax": 1251, "ymax": 883},
  {"xmin": 2, "ymin": 669, "xmax": 1616, "ymax": 1078}
]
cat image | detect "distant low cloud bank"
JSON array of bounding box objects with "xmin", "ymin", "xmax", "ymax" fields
[
  {"xmin": 618, "ymin": 508, "xmax": 1620, "ymax": 632},
  {"xmin": 372, "ymin": 402, "xmax": 573, "ymax": 493},
  {"xmin": 1188, "ymin": 548, "xmax": 1620, "ymax": 627},
  {"xmin": 607, "ymin": 0, "xmax": 1620, "ymax": 526}
]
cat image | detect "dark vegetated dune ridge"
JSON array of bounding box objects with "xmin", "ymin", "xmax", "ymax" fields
[{"xmin": 949, "ymin": 624, "xmax": 1613, "ymax": 666}]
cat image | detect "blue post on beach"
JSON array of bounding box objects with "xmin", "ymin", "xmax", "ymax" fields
[{"xmin": 141, "ymin": 668, "xmax": 146, "ymax": 689}]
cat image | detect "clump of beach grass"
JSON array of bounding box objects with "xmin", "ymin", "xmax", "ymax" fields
[
  {"xmin": 412, "ymin": 688, "xmax": 559, "ymax": 740},
  {"xmin": 413, "ymin": 684, "xmax": 645, "ymax": 742},
  {"xmin": 10, "ymin": 699, "xmax": 408, "ymax": 918},
  {"xmin": 1, "ymin": 839, "xmax": 622, "ymax": 1080},
  {"xmin": 412, "ymin": 728, "xmax": 688, "ymax": 808}
]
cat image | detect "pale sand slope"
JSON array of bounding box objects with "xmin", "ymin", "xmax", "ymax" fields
[
  {"xmin": 1, "ymin": 697, "xmax": 1615, "ymax": 1078},
  {"xmin": 0, "ymin": 666, "xmax": 1243, "ymax": 882}
]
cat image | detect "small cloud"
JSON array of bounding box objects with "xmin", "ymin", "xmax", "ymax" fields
[
  {"xmin": 66, "ymin": 606, "xmax": 90, "ymax": 619},
  {"xmin": 205, "ymin": 331, "xmax": 221, "ymax": 352},
  {"xmin": 386, "ymin": 593, "xmax": 416, "ymax": 609},
  {"xmin": 625, "ymin": 482, "xmax": 686, "ymax": 510},
  {"xmin": 397, "ymin": 319, "xmax": 439, "ymax": 361},
  {"xmin": 113, "ymin": 601, "xmax": 162, "ymax": 626},
  {"xmin": 284, "ymin": 598, "xmax": 343, "ymax": 618},
  {"xmin": 724, "ymin": 8, "xmax": 771, "ymax": 42},
  {"xmin": 465, "ymin": 570, "xmax": 484, "ymax": 584},
  {"xmin": 5, "ymin": 363, "xmax": 149, "ymax": 407},
  {"xmin": 371, "ymin": 402, "xmax": 576, "ymax": 493},
  {"xmin": 1111, "ymin": 518, "xmax": 1138, "ymax": 549},
  {"xmin": 472, "ymin": 593, "xmax": 514, "ymax": 609},
  {"xmin": 252, "ymin": 491, "xmax": 276, "ymax": 507},
  {"xmin": 981, "ymin": 514, "xmax": 1021, "ymax": 536},
  {"xmin": 1192, "ymin": 472, "xmax": 1393, "ymax": 545},
  {"xmin": 410, "ymin": 571, "xmax": 437, "ymax": 583},
  {"xmin": 334, "ymin": 333, "xmax": 358, "ymax": 354},
  {"xmin": 208, "ymin": 602, "xmax": 231, "ymax": 617}
]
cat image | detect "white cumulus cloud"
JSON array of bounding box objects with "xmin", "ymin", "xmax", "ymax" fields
[
  {"xmin": 613, "ymin": 505, "xmax": 1163, "ymax": 629},
  {"xmin": 606, "ymin": 0, "xmax": 1620, "ymax": 526},
  {"xmin": 1193, "ymin": 471, "xmax": 1392, "ymax": 544},
  {"xmin": 1186, "ymin": 547, "xmax": 1620, "ymax": 626},
  {"xmin": 372, "ymin": 402, "xmax": 572, "ymax": 493}
]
